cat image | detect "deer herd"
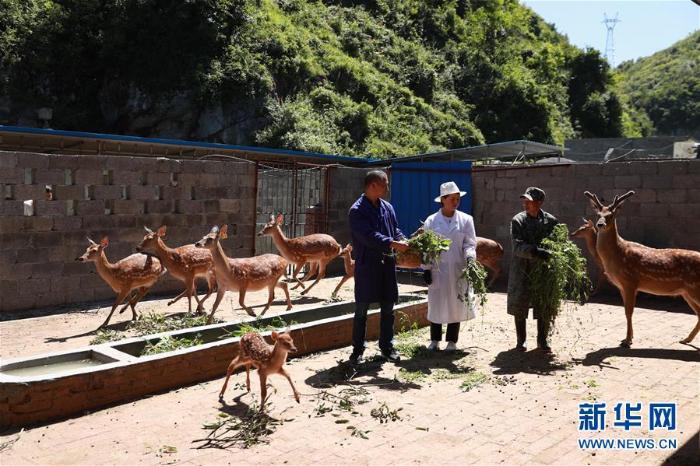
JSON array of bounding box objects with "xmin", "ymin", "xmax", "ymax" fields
[
  {"xmin": 72, "ymin": 190, "xmax": 700, "ymax": 408},
  {"xmin": 76, "ymin": 212, "xmax": 506, "ymax": 328},
  {"xmin": 75, "ymin": 192, "xmax": 700, "ymax": 343}
]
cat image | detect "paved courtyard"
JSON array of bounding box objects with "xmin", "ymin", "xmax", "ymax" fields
[{"xmin": 1, "ymin": 278, "xmax": 698, "ymax": 465}]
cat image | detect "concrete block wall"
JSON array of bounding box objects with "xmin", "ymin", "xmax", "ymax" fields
[
  {"xmin": 471, "ymin": 160, "xmax": 700, "ymax": 286},
  {"xmin": 325, "ymin": 167, "xmax": 367, "ymax": 275},
  {"xmin": 0, "ymin": 151, "xmax": 257, "ymax": 314}
]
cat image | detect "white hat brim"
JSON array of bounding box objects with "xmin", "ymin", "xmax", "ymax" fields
[{"xmin": 434, "ymin": 191, "xmax": 467, "ymax": 203}]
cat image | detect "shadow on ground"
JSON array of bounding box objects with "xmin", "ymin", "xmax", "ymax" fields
[
  {"xmin": 489, "ymin": 348, "xmax": 569, "ymax": 375},
  {"xmin": 573, "ymin": 346, "xmax": 700, "ymax": 369},
  {"xmin": 661, "ymin": 429, "xmax": 700, "ymax": 466},
  {"xmin": 305, "ymin": 357, "xmax": 421, "ymax": 392},
  {"xmin": 586, "ymin": 290, "xmax": 696, "ymax": 315},
  {"xmin": 395, "ymin": 347, "xmax": 477, "ymax": 378}
]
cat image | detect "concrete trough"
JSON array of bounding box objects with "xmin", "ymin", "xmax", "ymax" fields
[{"xmin": 0, "ymin": 294, "xmax": 428, "ymax": 428}]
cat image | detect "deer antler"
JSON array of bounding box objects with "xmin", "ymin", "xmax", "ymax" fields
[
  {"xmin": 611, "ymin": 190, "xmax": 635, "ymax": 210},
  {"xmin": 584, "ymin": 191, "xmax": 604, "ymax": 210},
  {"xmin": 86, "ymin": 236, "xmax": 97, "ymax": 245}
]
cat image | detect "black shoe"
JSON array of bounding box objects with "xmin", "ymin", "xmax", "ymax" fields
[
  {"xmin": 381, "ymin": 349, "xmax": 401, "ymax": 363},
  {"xmin": 349, "ymin": 352, "xmax": 365, "ymax": 365}
]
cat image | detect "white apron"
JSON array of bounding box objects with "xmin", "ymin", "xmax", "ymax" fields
[{"xmin": 423, "ymin": 210, "xmax": 478, "ymax": 324}]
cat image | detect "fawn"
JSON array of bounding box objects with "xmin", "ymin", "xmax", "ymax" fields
[
  {"xmin": 137, "ymin": 225, "xmax": 216, "ymax": 314},
  {"xmin": 195, "ymin": 225, "xmax": 292, "ymax": 321},
  {"xmin": 76, "ymin": 237, "xmax": 165, "ymax": 327},
  {"xmin": 218, "ymin": 331, "xmax": 300, "ymax": 409}
]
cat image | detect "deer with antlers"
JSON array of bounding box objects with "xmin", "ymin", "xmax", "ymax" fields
[
  {"xmin": 570, "ymin": 218, "xmax": 609, "ymax": 294},
  {"xmin": 218, "ymin": 330, "xmax": 300, "ymax": 410},
  {"xmin": 195, "ymin": 225, "xmax": 292, "ymax": 322},
  {"xmin": 76, "ymin": 237, "xmax": 166, "ymax": 328},
  {"xmin": 332, "ymin": 244, "xmax": 355, "ymax": 296},
  {"xmin": 136, "ymin": 226, "xmax": 216, "ymax": 314},
  {"xmin": 585, "ymin": 190, "xmax": 700, "ymax": 346},
  {"xmin": 258, "ymin": 214, "xmax": 342, "ymax": 296}
]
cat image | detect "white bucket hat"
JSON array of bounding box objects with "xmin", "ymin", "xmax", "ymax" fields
[{"xmin": 434, "ymin": 181, "xmax": 467, "ymax": 203}]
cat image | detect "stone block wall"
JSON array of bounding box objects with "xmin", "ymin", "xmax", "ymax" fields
[
  {"xmin": 0, "ymin": 151, "xmax": 257, "ymax": 314},
  {"xmin": 471, "ymin": 160, "xmax": 700, "ymax": 286},
  {"xmin": 324, "ymin": 167, "xmax": 367, "ymax": 275}
]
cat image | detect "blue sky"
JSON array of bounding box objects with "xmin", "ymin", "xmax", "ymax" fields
[{"xmin": 520, "ymin": 1, "xmax": 700, "ymax": 66}]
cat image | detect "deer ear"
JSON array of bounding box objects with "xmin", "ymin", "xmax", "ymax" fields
[
  {"xmin": 271, "ymin": 331, "xmax": 278, "ymax": 341},
  {"xmin": 157, "ymin": 225, "xmax": 167, "ymax": 237},
  {"xmin": 210, "ymin": 225, "xmax": 219, "ymax": 235},
  {"xmin": 276, "ymin": 213, "xmax": 284, "ymax": 225},
  {"xmin": 220, "ymin": 224, "xmax": 228, "ymax": 240},
  {"xmin": 100, "ymin": 237, "xmax": 109, "ymax": 248},
  {"xmin": 269, "ymin": 214, "xmax": 275, "ymax": 223}
]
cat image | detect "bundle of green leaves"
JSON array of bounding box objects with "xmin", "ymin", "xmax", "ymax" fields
[
  {"xmin": 528, "ymin": 224, "xmax": 592, "ymax": 328},
  {"xmin": 458, "ymin": 259, "xmax": 488, "ymax": 308},
  {"xmin": 405, "ymin": 230, "xmax": 452, "ymax": 266},
  {"xmin": 141, "ymin": 334, "xmax": 204, "ymax": 356}
]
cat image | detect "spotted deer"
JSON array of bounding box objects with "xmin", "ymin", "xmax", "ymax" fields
[
  {"xmin": 195, "ymin": 225, "xmax": 292, "ymax": 322},
  {"xmin": 258, "ymin": 214, "xmax": 342, "ymax": 296},
  {"xmin": 218, "ymin": 331, "xmax": 300, "ymax": 409},
  {"xmin": 570, "ymin": 217, "xmax": 609, "ymax": 294},
  {"xmin": 332, "ymin": 244, "xmax": 355, "ymax": 296},
  {"xmin": 476, "ymin": 237, "xmax": 504, "ymax": 287},
  {"xmin": 136, "ymin": 225, "xmax": 216, "ymax": 314},
  {"xmin": 76, "ymin": 237, "xmax": 165, "ymax": 328},
  {"xmin": 585, "ymin": 190, "xmax": 700, "ymax": 346}
]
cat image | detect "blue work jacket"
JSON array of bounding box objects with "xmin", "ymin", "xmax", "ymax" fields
[{"xmin": 348, "ymin": 194, "xmax": 405, "ymax": 303}]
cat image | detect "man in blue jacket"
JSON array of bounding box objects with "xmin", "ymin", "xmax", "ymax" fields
[{"xmin": 348, "ymin": 170, "xmax": 409, "ymax": 364}]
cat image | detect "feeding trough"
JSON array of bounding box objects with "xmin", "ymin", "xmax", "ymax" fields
[{"xmin": 0, "ymin": 293, "xmax": 427, "ymax": 428}]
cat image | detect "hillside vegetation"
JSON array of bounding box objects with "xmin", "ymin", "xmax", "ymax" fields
[
  {"xmin": 617, "ymin": 30, "xmax": 699, "ymax": 136},
  {"xmin": 1, "ymin": 0, "xmax": 647, "ymax": 157}
]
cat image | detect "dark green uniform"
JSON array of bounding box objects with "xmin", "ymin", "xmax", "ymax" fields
[{"xmin": 506, "ymin": 210, "xmax": 559, "ymax": 319}]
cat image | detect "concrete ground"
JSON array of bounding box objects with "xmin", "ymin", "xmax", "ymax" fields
[{"xmin": 1, "ymin": 277, "xmax": 699, "ymax": 465}]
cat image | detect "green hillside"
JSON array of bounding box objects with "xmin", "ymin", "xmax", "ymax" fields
[
  {"xmin": 617, "ymin": 30, "xmax": 699, "ymax": 136},
  {"xmin": 0, "ymin": 0, "xmax": 645, "ymax": 157}
]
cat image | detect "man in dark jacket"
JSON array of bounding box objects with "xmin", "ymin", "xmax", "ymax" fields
[
  {"xmin": 507, "ymin": 187, "xmax": 559, "ymax": 354},
  {"xmin": 348, "ymin": 170, "xmax": 409, "ymax": 364}
]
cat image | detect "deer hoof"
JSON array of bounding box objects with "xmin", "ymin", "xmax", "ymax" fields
[
  {"xmin": 620, "ymin": 339, "xmax": 632, "ymax": 348},
  {"xmin": 679, "ymin": 338, "xmax": 691, "ymax": 344},
  {"xmin": 286, "ymin": 305, "xmax": 293, "ymax": 311},
  {"xmin": 245, "ymin": 308, "xmax": 256, "ymax": 317}
]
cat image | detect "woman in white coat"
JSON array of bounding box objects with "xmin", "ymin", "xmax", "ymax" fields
[{"xmin": 422, "ymin": 181, "xmax": 478, "ymax": 351}]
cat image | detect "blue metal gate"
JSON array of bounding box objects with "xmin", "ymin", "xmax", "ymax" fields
[{"xmin": 390, "ymin": 161, "xmax": 473, "ymax": 237}]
